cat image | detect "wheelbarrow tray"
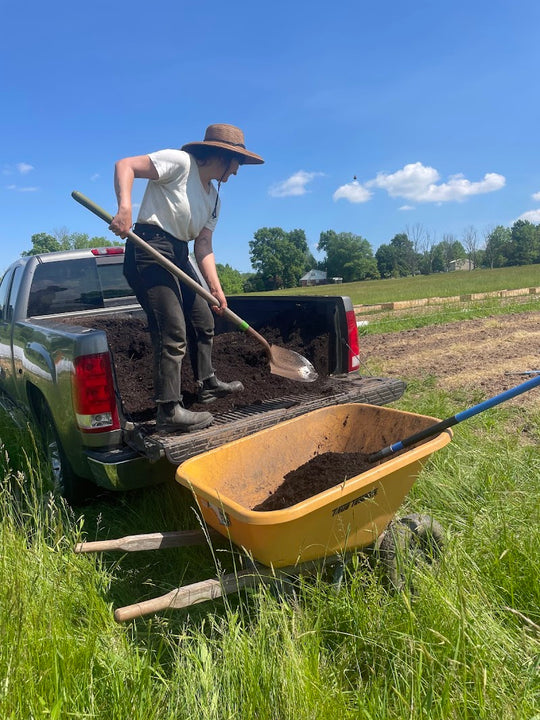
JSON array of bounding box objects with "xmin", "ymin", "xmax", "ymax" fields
[{"xmin": 176, "ymin": 403, "xmax": 452, "ymax": 568}]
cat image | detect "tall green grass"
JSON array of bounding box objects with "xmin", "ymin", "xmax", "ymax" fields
[{"xmin": 1, "ymin": 381, "xmax": 539, "ymax": 718}]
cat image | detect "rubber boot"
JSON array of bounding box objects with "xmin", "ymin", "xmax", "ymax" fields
[
  {"xmin": 156, "ymin": 402, "xmax": 213, "ymax": 433},
  {"xmin": 197, "ymin": 375, "xmax": 245, "ymax": 404}
]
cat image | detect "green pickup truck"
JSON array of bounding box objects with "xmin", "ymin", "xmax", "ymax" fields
[{"xmin": 0, "ymin": 247, "xmax": 405, "ymax": 503}]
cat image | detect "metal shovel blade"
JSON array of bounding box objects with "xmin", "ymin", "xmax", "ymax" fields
[{"xmin": 268, "ymin": 344, "xmax": 318, "ymax": 383}]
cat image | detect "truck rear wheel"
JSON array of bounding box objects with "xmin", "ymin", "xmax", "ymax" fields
[{"xmin": 39, "ymin": 403, "xmax": 91, "ymax": 505}]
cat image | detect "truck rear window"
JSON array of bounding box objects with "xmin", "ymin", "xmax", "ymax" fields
[{"xmin": 28, "ymin": 258, "xmax": 134, "ymax": 315}]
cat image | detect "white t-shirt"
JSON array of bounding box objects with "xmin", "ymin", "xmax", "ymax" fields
[{"xmin": 137, "ymin": 149, "xmax": 220, "ymax": 241}]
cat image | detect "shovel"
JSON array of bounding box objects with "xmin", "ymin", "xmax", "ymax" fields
[
  {"xmin": 368, "ymin": 373, "xmax": 540, "ymax": 463},
  {"xmin": 72, "ymin": 191, "xmax": 318, "ymax": 383}
]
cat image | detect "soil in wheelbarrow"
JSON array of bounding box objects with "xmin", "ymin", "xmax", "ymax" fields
[
  {"xmin": 67, "ymin": 314, "xmax": 345, "ymax": 420},
  {"xmin": 252, "ymin": 451, "xmax": 379, "ymax": 511}
]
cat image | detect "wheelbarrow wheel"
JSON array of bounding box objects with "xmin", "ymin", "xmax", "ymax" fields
[{"xmin": 376, "ymin": 513, "xmax": 445, "ymax": 592}]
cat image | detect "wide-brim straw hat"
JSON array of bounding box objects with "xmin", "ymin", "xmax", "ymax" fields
[{"xmin": 182, "ymin": 124, "xmax": 264, "ymax": 165}]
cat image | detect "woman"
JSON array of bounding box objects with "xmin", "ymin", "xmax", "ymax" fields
[{"xmin": 109, "ymin": 124, "xmax": 264, "ymax": 433}]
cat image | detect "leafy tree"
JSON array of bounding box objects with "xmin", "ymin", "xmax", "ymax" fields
[
  {"xmin": 216, "ymin": 263, "xmax": 244, "ymax": 295},
  {"xmin": 429, "ymin": 244, "xmax": 447, "ymax": 273},
  {"xmin": 507, "ymin": 220, "xmax": 540, "ymax": 266},
  {"xmin": 22, "ymin": 228, "xmax": 122, "ymax": 256},
  {"xmin": 289, "ymin": 229, "xmax": 317, "ymax": 266},
  {"xmin": 249, "ymin": 227, "xmax": 311, "ymax": 289},
  {"xmin": 374, "ymin": 244, "xmax": 394, "ymax": 278},
  {"xmin": 474, "ymin": 248, "xmax": 486, "ymax": 268},
  {"xmin": 318, "ymin": 230, "xmax": 379, "ymax": 282},
  {"xmin": 391, "ymin": 233, "xmax": 419, "ymax": 275},
  {"xmin": 21, "ymin": 233, "xmax": 65, "ymax": 256},
  {"xmin": 375, "ymin": 233, "xmax": 420, "ymax": 278},
  {"xmin": 484, "ymin": 225, "xmax": 511, "ymax": 268},
  {"xmin": 242, "ymin": 274, "xmax": 266, "ymax": 293},
  {"xmin": 70, "ymin": 232, "xmax": 112, "ymax": 249},
  {"xmin": 434, "ymin": 235, "xmax": 466, "ymax": 271}
]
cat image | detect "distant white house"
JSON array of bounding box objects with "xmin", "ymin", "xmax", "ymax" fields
[
  {"xmin": 449, "ymin": 259, "xmax": 474, "ymax": 271},
  {"xmin": 300, "ymin": 269, "xmax": 327, "ymax": 286}
]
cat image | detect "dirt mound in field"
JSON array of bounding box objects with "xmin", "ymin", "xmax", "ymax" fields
[{"xmin": 359, "ymin": 310, "xmax": 540, "ymax": 405}]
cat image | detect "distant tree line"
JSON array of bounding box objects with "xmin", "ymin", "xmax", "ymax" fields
[
  {"xmin": 21, "ymin": 227, "xmax": 122, "ymax": 256},
  {"xmin": 242, "ymin": 219, "xmax": 540, "ymax": 291},
  {"xmin": 20, "ymin": 219, "xmax": 540, "ymax": 295}
]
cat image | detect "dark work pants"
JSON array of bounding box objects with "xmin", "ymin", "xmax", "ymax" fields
[{"xmin": 124, "ymin": 224, "xmax": 215, "ymax": 403}]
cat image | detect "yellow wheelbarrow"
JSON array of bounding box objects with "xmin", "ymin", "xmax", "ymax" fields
[{"xmin": 75, "ymin": 403, "xmax": 452, "ymax": 621}]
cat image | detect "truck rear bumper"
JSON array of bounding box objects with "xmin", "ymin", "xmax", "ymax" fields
[{"xmin": 85, "ymin": 447, "xmax": 173, "ymax": 491}]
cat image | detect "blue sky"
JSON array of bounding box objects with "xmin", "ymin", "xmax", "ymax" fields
[{"xmin": 2, "ymin": 0, "xmax": 540, "ymax": 274}]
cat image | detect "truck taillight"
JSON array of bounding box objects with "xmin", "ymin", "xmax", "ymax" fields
[
  {"xmin": 73, "ymin": 353, "xmax": 120, "ymax": 433},
  {"xmin": 346, "ymin": 309, "xmax": 360, "ymax": 372}
]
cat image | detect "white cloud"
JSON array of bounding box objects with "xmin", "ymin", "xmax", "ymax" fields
[
  {"xmin": 17, "ymin": 162, "xmax": 34, "ymax": 175},
  {"xmin": 532, "ymin": 191, "xmax": 540, "ymax": 202},
  {"xmin": 366, "ymin": 162, "xmax": 505, "ymax": 203},
  {"xmin": 518, "ymin": 209, "xmax": 540, "ymax": 223},
  {"xmin": 368, "ymin": 163, "xmax": 439, "ymax": 200},
  {"xmin": 399, "ymin": 205, "xmax": 415, "ymax": 211},
  {"xmin": 333, "ymin": 180, "xmax": 372, "ymax": 203},
  {"xmin": 269, "ymin": 170, "xmax": 324, "ymax": 197},
  {"xmin": 91, "ymin": 173, "xmax": 100, "ymax": 182},
  {"xmin": 6, "ymin": 184, "xmax": 39, "ymax": 192},
  {"xmin": 3, "ymin": 162, "xmax": 35, "ymax": 176}
]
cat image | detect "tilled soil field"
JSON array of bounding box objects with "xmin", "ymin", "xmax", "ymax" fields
[{"xmin": 359, "ymin": 310, "xmax": 540, "ymax": 405}]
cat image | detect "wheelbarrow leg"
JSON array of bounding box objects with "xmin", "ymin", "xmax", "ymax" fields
[{"xmin": 114, "ymin": 569, "xmax": 268, "ymax": 622}]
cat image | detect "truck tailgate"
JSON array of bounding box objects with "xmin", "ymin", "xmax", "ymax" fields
[{"xmin": 124, "ymin": 375, "xmax": 406, "ymax": 465}]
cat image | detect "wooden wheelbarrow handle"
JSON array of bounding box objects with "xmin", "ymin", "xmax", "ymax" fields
[
  {"xmin": 74, "ymin": 529, "xmax": 218, "ymax": 554},
  {"xmin": 114, "ymin": 570, "xmax": 266, "ymax": 622}
]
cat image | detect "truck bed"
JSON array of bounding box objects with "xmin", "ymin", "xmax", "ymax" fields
[{"xmin": 125, "ymin": 374, "xmax": 406, "ymax": 464}]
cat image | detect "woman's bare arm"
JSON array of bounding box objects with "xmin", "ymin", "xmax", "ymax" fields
[
  {"xmin": 194, "ymin": 228, "xmax": 227, "ymax": 313},
  {"xmin": 110, "ymin": 155, "xmax": 158, "ymax": 237}
]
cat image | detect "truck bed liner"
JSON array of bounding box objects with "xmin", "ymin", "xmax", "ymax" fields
[{"xmin": 124, "ymin": 375, "xmax": 406, "ymax": 465}]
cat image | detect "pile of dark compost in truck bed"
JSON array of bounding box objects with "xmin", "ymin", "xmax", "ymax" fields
[
  {"xmin": 68, "ymin": 314, "xmax": 347, "ymax": 420},
  {"xmin": 252, "ymin": 451, "xmax": 378, "ymax": 511}
]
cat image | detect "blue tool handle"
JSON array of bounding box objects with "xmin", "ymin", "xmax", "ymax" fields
[
  {"xmin": 453, "ymin": 374, "xmax": 540, "ymax": 420},
  {"xmin": 369, "ymin": 373, "xmax": 540, "ymax": 463}
]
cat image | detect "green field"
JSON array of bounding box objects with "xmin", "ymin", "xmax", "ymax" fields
[
  {"xmin": 262, "ymin": 264, "xmax": 540, "ymax": 305},
  {"xmin": 1, "ymin": 373, "xmax": 539, "ymax": 718},
  {"xmin": 1, "ymin": 280, "xmax": 539, "ymax": 718}
]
